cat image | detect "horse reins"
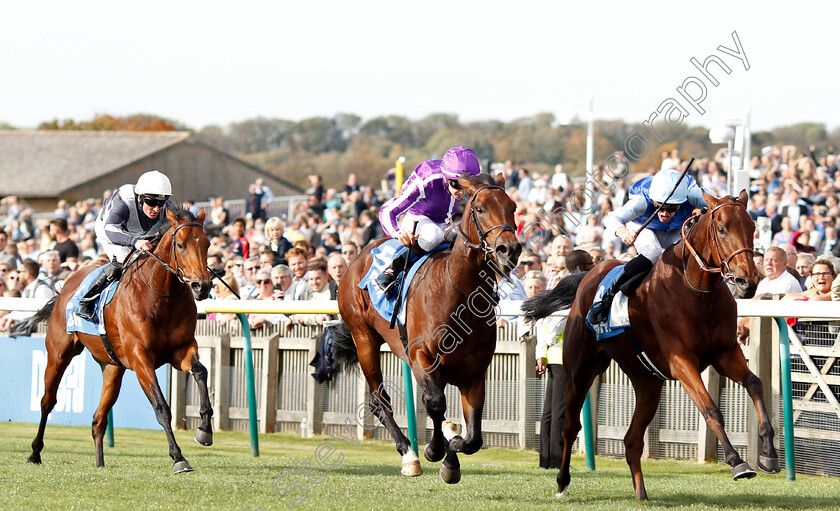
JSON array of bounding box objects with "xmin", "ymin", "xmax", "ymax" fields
[
  {"xmin": 680, "ymin": 201, "xmax": 754, "ymax": 292},
  {"xmin": 138, "ymin": 221, "xmax": 206, "ymax": 296}
]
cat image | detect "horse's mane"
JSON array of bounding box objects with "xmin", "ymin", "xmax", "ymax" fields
[
  {"xmin": 157, "ymin": 203, "xmax": 196, "ymax": 236},
  {"xmin": 456, "ymin": 173, "xmax": 497, "ymax": 210}
]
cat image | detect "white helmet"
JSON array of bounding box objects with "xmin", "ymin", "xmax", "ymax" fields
[
  {"xmin": 649, "ymin": 169, "xmax": 688, "ymax": 204},
  {"xmin": 135, "ymin": 170, "xmax": 172, "ymax": 199}
]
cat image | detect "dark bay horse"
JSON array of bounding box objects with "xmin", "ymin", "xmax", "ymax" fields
[
  {"xmin": 334, "ymin": 173, "xmax": 521, "ymax": 483},
  {"xmin": 523, "ymin": 190, "xmax": 780, "ymax": 500},
  {"xmin": 28, "ymin": 207, "xmax": 214, "ymax": 473}
]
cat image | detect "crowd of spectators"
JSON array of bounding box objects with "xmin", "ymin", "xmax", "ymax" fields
[{"xmin": 3, "ymin": 144, "xmax": 840, "ymax": 334}]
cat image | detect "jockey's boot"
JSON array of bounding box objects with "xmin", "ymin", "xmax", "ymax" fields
[
  {"xmin": 77, "ymin": 261, "xmax": 123, "ymax": 323},
  {"xmin": 376, "ymin": 251, "xmax": 408, "ymax": 297},
  {"xmin": 586, "ymin": 255, "xmax": 653, "ymax": 325}
]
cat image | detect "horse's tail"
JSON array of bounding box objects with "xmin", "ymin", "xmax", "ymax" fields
[
  {"xmin": 521, "ymin": 272, "xmax": 587, "ymax": 322},
  {"xmin": 331, "ymin": 321, "xmax": 359, "ymax": 368},
  {"xmin": 32, "ymin": 295, "xmax": 59, "ymax": 325}
]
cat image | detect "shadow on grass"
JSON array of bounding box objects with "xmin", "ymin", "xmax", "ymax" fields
[{"xmin": 655, "ymin": 492, "xmax": 838, "ymax": 509}]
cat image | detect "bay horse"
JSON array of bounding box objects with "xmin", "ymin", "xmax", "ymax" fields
[
  {"xmin": 28, "ymin": 206, "xmax": 214, "ymax": 473},
  {"xmin": 522, "ymin": 190, "xmax": 780, "ymax": 500},
  {"xmin": 334, "ymin": 172, "xmax": 521, "ymax": 483}
]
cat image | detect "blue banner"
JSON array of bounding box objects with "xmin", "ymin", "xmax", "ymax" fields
[{"xmin": 1, "ymin": 336, "xmax": 168, "ymax": 430}]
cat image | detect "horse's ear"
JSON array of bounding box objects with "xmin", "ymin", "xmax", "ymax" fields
[
  {"xmin": 736, "ymin": 189, "xmax": 749, "ymax": 206},
  {"xmin": 165, "ymin": 207, "xmax": 178, "ymax": 225},
  {"xmin": 494, "ymin": 171, "xmax": 506, "ymax": 188},
  {"xmin": 196, "ymin": 208, "xmax": 206, "ymax": 224},
  {"xmin": 457, "ymin": 174, "xmax": 479, "ymax": 196},
  {"xmin": 702, "ymin": 189, "xmax": 719, "ymax": 208}
]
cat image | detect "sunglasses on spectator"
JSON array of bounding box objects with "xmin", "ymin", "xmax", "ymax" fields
[
  {"xmin": 811, "ymin": 272, "xmax": 834, "ymax": 278},
  {"xmin": 518, "ymin": 260, "xmax": 535, "ymax": 267},
  {"xmin": 246, "ymin": 266, "xmax": 259, "ymax": 271},
  {"xmin": 653, "ymin": 201, "xmax": 680, "ymax": 213},
  {"xmin": 257, "ymin": 279, "xmax": 272, "ymax": 284},
  {"xmin": 141, "ymin": 196, "xmax": 168, "ymax": 208}
]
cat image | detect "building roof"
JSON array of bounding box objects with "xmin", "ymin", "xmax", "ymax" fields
[{"xmin": 0, "ymin": 130, "xmax": 191, "ymax": 198}]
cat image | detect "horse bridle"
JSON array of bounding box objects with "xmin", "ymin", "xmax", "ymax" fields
[
  {"xmin": 681, "ymin": 201, "xmax": 754, "ymax": 291},
  {"xmin": 143, "ymin": 221, "xmax": 206, "ymax": 287},
  {"xmin": 454, "ymin": 184, "xmax": 517, "ymax": 258},
  {"xmin": 446, "ymin": 184, "xmax": 517, "ymax": 298}
]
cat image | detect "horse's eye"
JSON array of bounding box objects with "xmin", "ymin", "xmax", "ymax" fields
[
  {"xmin": 177, "ymin": 242, "xmax": 185, "ymax": 250},
  {"xmin": 717, "ymin": 225, "xmax": 725, "ymax": 235},
  {"xmin": 476, "ymin": 206, "xmax": 484, "ymax": 214}
]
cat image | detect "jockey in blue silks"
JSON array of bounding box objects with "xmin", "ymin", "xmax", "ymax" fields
[
  {"xmin": 587, "ymin": 168, "xmax": 708, "ymax": 324},
  {"xmin": 375, "ymin": 146, "xmax": 481, "ymax": 292}
]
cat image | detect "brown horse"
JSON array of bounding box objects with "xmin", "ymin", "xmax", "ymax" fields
[
  {"xmin": 27, "ymin": 206, "xmax": 214, "ymax": 473},
  {"xmin": 523, "ymin": 190, "xmax": 780, "ymax": 500},
  {"xmin": 334, "ymin": 172, "xmax": 521, "ymax": 483}
]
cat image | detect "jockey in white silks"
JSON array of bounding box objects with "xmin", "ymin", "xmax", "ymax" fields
[{"xmin": 77, "ymin": 170, "xmax": 176, "ymax": 322}]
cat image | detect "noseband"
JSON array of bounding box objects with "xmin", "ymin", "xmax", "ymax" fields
[
  {"xmin": 455, "ymin": 185, "xmax": 516, "ymax": 259},
  {"xmin": 681, "ymin": 201, "xmax": 754, "ymax": 291}
]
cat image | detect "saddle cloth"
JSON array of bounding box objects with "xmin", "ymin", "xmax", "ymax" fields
[
  {"xmin": 357, "ymin": 239, "xmax": 448, "ymax": 324},
  {"xmin": 65, "ymin": 265, "xmax": 121, "ymax": 336},
  {"xmin": 586, "ymin": 265, "xmax": 631, "ymax": 340}
]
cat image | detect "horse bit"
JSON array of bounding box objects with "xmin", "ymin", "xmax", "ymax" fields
[{"xmin": 681, "ymin": 201, "xmax": 754, "ymax": 291}]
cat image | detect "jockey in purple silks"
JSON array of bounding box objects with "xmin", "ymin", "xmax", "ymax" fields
[{"xmin": 376, "ymin": 146, "xmax": 481, "ymax": 293}]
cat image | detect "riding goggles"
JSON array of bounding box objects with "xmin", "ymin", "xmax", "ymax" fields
[
  {"xmin": 653, "ymin": 201, "xmax": 681, "ymax": 213},
  {"xmin": 141, "ymin": 195, "xmax": 169, "ymax": 208}
]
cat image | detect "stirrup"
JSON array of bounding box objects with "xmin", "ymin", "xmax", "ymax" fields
[
  {"xmin": 77, "ymin": 300, "xmax": 98, "ymax": 322},
  {"xmin": 587, "ymin": 299, "xmax": 610, "ymax": 325},
  {"xmin": 376, "ymin": 269, "xmax": 397, "ymax": 290}
]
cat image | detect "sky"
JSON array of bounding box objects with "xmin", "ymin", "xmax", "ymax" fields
[{"xmin": 3, "ymin": 1, "xmax": 838, "ymax": 134}]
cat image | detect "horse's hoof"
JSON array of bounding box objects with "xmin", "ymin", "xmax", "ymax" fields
[
  {"xmin": 758, "ymin": 455, "xmax": 780, "ymax": 474},
  {"xmin": 555, "ymin": 488, "xmax": 569, "ymax": 499},
  {"xmin": 26, "ymin": 455, "xmax": 41, "ymax": 465},
  {"xmin": 194, "ymin": 428, "xmax": 213, "ymax": 446},
  {"xmin": 439, "ymin": 464, "xmax": 461, "ymax": 484},
  {"xmin": 732, "ymin": 462, "xmax": 756, "ymax": 480},
  {"xmin": 401, "ymin": 450, "xmax": 423, "ymax": 477},
  {"xmin": 442, "ymin": 421, "xmax": 462, "ymax": 441},
  {"xmin": 424, "ymin": 443, "xmax": 444, "ymax": 463},
  {"xmin": 173, "ymin": 460, "xmax": 194, "ymax": 474}
]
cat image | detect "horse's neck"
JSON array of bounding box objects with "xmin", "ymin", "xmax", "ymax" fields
[
  {"xmin": 447, "ymin": 239, "xmax": 495, "ymax": 292},
  {"xmin": 675, "ymin": 221, "xmax": 721, "ymax": 292},
  {"xmin": 134, "ymin": 238, "xmax": 181, "ymax": 296}
]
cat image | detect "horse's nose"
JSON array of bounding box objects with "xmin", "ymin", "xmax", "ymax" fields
[
  {"xmin": 734, "ymin": 277, "xmax": 756, "ymax": 299},
  {"xmin": 495, "ymin": 241, "xmax": 522, "ymax": 272},
  {"xmin": 192, "ymin": 281, "xmax": 212, "ymax": 300}
]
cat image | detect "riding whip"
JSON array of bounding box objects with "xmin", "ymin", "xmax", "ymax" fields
[
  {"xmin": 389, "ymin": 221, "xmax": 418, "ymax": 330},
  {"xmin": 208, "ymin": 265, "xmax": 241, "ymax": 299}
]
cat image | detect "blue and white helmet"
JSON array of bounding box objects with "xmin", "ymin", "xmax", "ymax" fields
[{"xmin": 649, "ymin": 169, "xmax": 688, "ymax": 204}]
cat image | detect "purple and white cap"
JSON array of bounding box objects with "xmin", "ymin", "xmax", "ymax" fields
[{"xmin": 440, "ymin": 146, "xmax": 481, "ymax": 180}]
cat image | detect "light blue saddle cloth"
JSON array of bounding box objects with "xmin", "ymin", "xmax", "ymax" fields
[
  {"xmin": 586, "ymin": 265, "xmax": 631, "ymax": 341},
  {"xmin": 65, "ymin": 265, "xmax": 121, "ymax": 336},
  {"xmin": 357, "ymin": 239, "xmax": 448, "ymax": 324}
]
